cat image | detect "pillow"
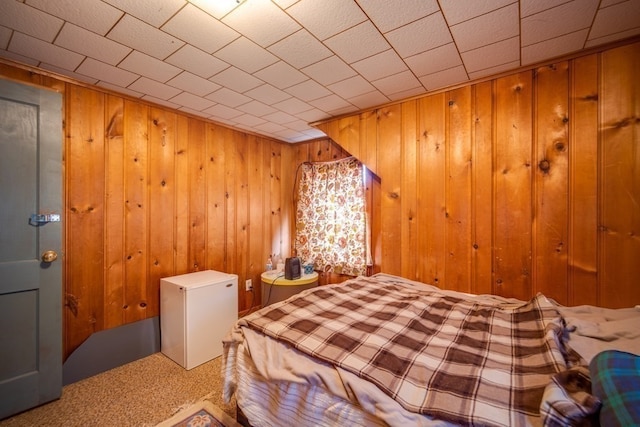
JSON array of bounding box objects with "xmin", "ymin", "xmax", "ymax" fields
[{"xmin": 589, "ymin": 350, "xmax": 640, "ymax": 426}]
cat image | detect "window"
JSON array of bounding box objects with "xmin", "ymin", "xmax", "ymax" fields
[{"xmin": 294, "ymin": 157, "xmax": 369, "ymax": 276}]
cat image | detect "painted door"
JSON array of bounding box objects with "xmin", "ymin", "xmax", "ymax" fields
[{"xmin": 0, "ymin": 79, "xmax": 63, "ymax": 419}]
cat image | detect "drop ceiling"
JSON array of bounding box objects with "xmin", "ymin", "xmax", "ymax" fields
[{"xmin": 1, "ymin": 0, "xmax": 639, "ymax": 143}]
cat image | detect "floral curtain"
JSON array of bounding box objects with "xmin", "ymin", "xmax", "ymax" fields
[{"xmin": 295, "ymin": 157, "xmax": 368, "ymax": 276}]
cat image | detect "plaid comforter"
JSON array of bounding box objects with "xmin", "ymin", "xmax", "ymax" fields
[{"xmin": 242, "ymin": 275, "xmax": 571, "ymax": 426}]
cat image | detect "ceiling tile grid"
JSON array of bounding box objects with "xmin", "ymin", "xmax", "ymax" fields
[{"xmin": 0, "ymin": 0, "xmax": 638, "ymax": 143}]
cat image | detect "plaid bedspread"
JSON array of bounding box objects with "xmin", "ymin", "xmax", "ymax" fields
[{"xmin": 242, "ymin": 276, "xmax": 571, "ymax": 426}]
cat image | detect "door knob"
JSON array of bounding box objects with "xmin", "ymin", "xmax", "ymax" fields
[{"xmin": 42, "ymin": 250, "xmax": 58, "ymax": 263}]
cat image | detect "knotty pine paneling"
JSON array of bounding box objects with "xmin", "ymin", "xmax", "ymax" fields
[
  {"xmin": 318, "ymin": 40, "xmax": 640, "ymax": 308},
  {"xmin": 599, "ymin": 43, "xmax": 640, "ymax": 308},
  {"xmin": 1, "ymin": 62, "xmax": 300, "ymax": 358}
]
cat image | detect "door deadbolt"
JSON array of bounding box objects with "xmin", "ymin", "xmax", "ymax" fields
[{"xmin": 42, "ymin": 250, "xmax": 58, "ymax": 263}]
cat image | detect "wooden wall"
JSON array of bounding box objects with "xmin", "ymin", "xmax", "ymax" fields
[
  {"xmin": 1, "ymin": 62, "xmax": 343, "ymax": 358},
  {"xmin": 316, "ymin": 41, "xmax": 640, "ymax": 308},
  {"xmin": 2, "ymin": 38, "xmax": 637, "ymax": 359}
]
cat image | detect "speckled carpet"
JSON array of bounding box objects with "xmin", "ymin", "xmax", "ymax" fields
[{"xmin": 0, "ymin": 353, "xmax": 236, "ymax": 427}]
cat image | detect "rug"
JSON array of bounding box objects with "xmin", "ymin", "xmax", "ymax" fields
[{"xmin": 155, "ymin": 400, "xmax": 241, "ymax": 427}]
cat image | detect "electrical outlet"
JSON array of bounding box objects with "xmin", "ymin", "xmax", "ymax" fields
[{"xmin": 245, "ymin": 279, "xmax": 252, "ymax": 291}]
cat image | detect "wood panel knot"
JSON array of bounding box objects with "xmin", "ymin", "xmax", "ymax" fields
[
  {"xmin": 538, "ymin": 159, "xmax": 551, "ymax": 173},
  {"xmin": 387, "ymin": 191, "xmax": 399, "ymax": 199},
  {"xmin": 554, "ymin": 141, "xmax": 566, "ymax": 152},
  {"xmin": 65, "ymin": 293, "xmax": 78, "ymax": 317},
  {"xmin": 139, "ymin": 302, "xmax": 147, "ymax": 308},
  {"xmin": 473, "ymin": 243, "xmax": 479, "ymax": 250}
]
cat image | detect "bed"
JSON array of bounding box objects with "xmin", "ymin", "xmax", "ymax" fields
[{"xmin": 222, "ymin": 273, "xmax": 640, "ymax": 426}]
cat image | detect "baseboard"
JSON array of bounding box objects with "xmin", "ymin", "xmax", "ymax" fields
[{"xmin": 62, "ymin": 317, "xmax": 160, "ymax": 385}]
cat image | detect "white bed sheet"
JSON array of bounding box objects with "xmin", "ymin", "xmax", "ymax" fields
[{"xmin": 222, "ymin": 273, "xmax": 640, "ymax": 427}]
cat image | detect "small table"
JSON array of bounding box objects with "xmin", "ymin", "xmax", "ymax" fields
[{"xmin": 261, "ymin": 271, "xmax": 318, "ymax": 306}]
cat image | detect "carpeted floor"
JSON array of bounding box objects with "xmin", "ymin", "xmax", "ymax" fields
[{"xmin": 0, "ymin": 353, "xmax": 235, "ymax": 427}]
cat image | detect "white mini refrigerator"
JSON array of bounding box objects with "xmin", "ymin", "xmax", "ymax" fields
[{"xmin": 160, "ymin": 270, "xmax": 238, "ymax": 370}]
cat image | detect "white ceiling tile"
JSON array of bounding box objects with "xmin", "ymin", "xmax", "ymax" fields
[
  {"xmin": 268, "ymin": 29, "xmax": 333, "ymax": 68},
  {"xmin": 301, "ymin": 56, "xmax": 357, "ymax": 86},
  {"xmin": 262, "ymin": 111, "xmax": 298, "ymax": 125},
  {"xmin": 285, "ymin": 0, "xmax": 367, "ymax": 40},
  {"xmin": 108, "ymin": 14, "xmax": 184, "ymax": 59},
  {"xmin": 178, "ymin": 106, "xmax": 210, "ymax": 118},
  {"xmin": 589, "ymin": 0, "xmax": 640, "ymax": 40},
  {"xmin": 348, "ymin": 90, "xmax": 389, "ymax": 110},
  {"xmin": 161, "ymin": 4, "xmax": 238, "ymax": 54},
  {"xmin": 254, "ymin": 61, "xmax": 308, "ymax": 89},
  {"xmin": 205, "ymin": 87, "xmax": 252, "ymax": 108},
  {"xmin": 283, "ymin": 130, "xmax": 314, "ymax": 142},
  {"xmin": 328, "ymin": 75, "xmax": 376, "ymax": 98},
  {"xmin": 386, "ymin": 86, "xmax": 426, "ymax": 101},
  {"xmin": 468, "ymin": 60, "xmax": 520, "ymax": 80},
  {"xmin": 418, "ymin": 65, "xmax": 468, "ymax": 91},
  {"xmin": 166, "ymin": 71, "xmax": 221, "ymax": 96},
  {"xmin": 9, "ymin": 32, "xmax": 84, "ymax": 70},
  {"xmin": 522, "ymin": 29, "xmax": 589, "ymax": 64},
  {"xmin": 599, "ymin": 0, "xmax": 628, "ymax": 7},
  {"xmin": 202, "ymin": 104, "xmax": 244, "ymax": 120},
  {"xmin": 404, "ymin": 43, "xmax": 462, "ymax": 77},
  {"xmin": 585, "ymin": 26, "xmax": 640, "ymax": 47},
  {"xmin": 119, "ymin": 50, "xmax": 181, "ymax": 82},
  {"xmin": 214, "ymin": 37, "xmax": 279, "ymax": 73},
  {"xmin": 0, "ymin": 26, "xmax": 12, "ymax": 49},
  {"xmin": 209, "ymin": 66, "xmax": 263, "ymax": 93},
  {"xmin": 285, "ymin": 79, "xmax": 332, "ymax": 101},
  {"xmin": 76, "ymin": 57, "xmax": 140, "ymax": 87},
  {"xmin": 521, "ymin": 0, "xmax": 598, "ymax": 46},
  {"xmin": 128, "ymin": 77, "xmax": 182, "ymax": 100},
  {"xmin": 142, "ymin": 94, "xmax": 180, "ymax": 108},
  {"xmin": 372, "ymin": 70, "xmax": 422, "ymax": 95},
  {"xmin": 440, "ymin": 0, "xmax": 516, "ymax": 25},
  {"xmin": 275, "ymin": 128, "xmax": 309, "ymax": 142},
  {"xmin": 273, "ymin": 97, "xmax": 315, "ymax": 114},
  {"xmin": 39, "ymin": 62, "xmax": 99, "ymax": 85},
  {"xmin": 301, "ymin": 128, "xmax": 327, "ymax": 138},
  {"xmin": 285, "ymin": 119, "xmax": 314, "ymax": 131},
  {"xmin": 461, "ymin": 36, "xmax": 520, "ymax": 72},
  {"xmin": 0, "ymin": 1, "xmax": 62, "ymax": 42},
  {"xmin": 309, "ymin": 94, "xmax": 353, "ymax": 113},
  {"xmin": 0, "ymin": 49, "xmax": 39, "ymax": 66},
  {"xmin": 272, "ymin": 0, "xmax": 299, "ymax": 9},
  {"xmin": 385, "ymin": 12, "xmax": 452, "ymax": 58},
  {"xmin": 188, "ymin": 0, "xmax": 244, "ymax": 20},
  {"xmin": 55, "ymin": 23, "xmax": 131, "ymax": 66},
  {"xmin": 25, "ymin": 0, "xmax": 120, "ymax": 36},
  {"xmin": 520, "ymin": 0, "xmax": 569, "ymax": 18},
  {"xmin": 351, "ymin": 49, "xmax": 408, "ymax": 81},
  {"xmin": 169, "ymin": 91, "xmax": 215, "ymax": 111},
  {"xmin": 238, "ymin": 100, "xmax": 278, "ymax": 116},
  {"xmin": 102, "ymin": 0, "xmax": 185, "ymax": 27},
  {"xmin": 326, "ymin": 105, "xmax": 360, "ymax": 116},
  {"xmin": 357, "ymin": 0, "xmax": 439, "ymax": 33},
  {"xmin": 223, "ymin": 0, "xmax": 300, "ymax": 47},
  {"xmin": 295, "ymin": 108, "xmax": 329, "ymax": 122},
  {"xmin": 254, "ymin": 121, "xmax": 287, "ymax": 133},
  {"xmin": 244, "ymin": 84, "xmax": 291, "ymax": 104},
  {"xmin": 165, "ymin": 45, "xmax": 230, "ymax": 79},
  {"xmin": 324, "ymin": 21, "xmax": 390, "ymax": 64},
  {"xmin": 233, "ymin": 113, "xmax": 267, "ymax": 127},
  {"xmin": 451, "ymin": 4, "xmax": 519, "ymax": 52},
  {"xmin": 98, "ymin": 81, "xmax": 144, "ymax": 98}
]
